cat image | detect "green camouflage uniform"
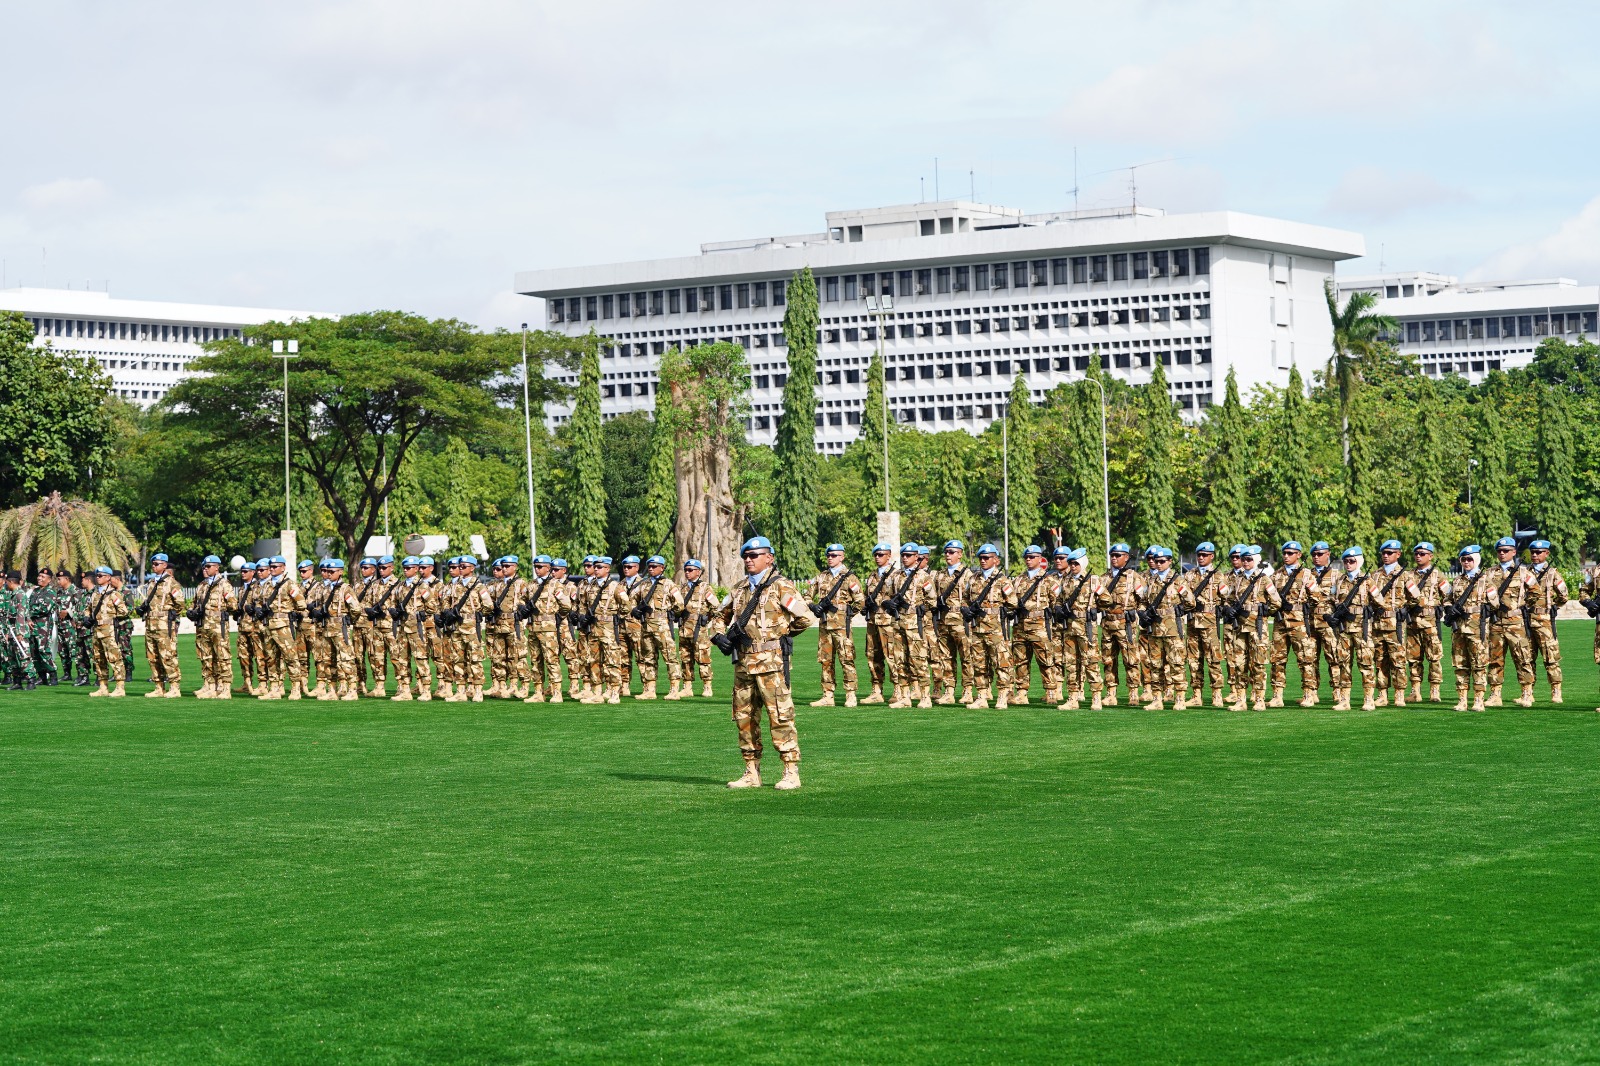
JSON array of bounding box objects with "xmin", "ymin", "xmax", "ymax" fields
[
  {"xmin": 25, "ymin": 582, "xmax": 60, "ymax": 684},
  {"xmin": 2, "ymin": 585, "xmax": 40, "ymax": 685}
]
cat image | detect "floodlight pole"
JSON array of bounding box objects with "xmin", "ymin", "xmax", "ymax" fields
[
  {"xmin": 1086, "ymin": 371, "xmax": 1112, "ymax": 563},
  {"xmin": 521, "ymin": 324, "xmax": 538, "ymax": 557},
  {"xmin": 272, "ymin": 339, "xmax": 299, "ymax": 533},
  {"xmin": 864, "ymin": 293, "xmax": 894, "ymax": 510}
]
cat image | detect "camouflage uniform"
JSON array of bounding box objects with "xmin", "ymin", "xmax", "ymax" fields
[
  {"xmin": 1484, "ymin": 554, "xmax": 1536, "ymax": 707},
  {"xmin": 630, "ymin": 568, "xmax": 684, "ymax": 699},
  {"xmin": 190, "ymin": 571, "xmax": 237, "ymax": 698},
  {"xmin": 861, "ymin": 565, "xmax": 901, "ymax": 704},
  {"xmin": 1443, "ymin": 561, "xmax": 1499, "ymax": 711},
  {"xmin": 1095, "ymin": 558, "xmax": 1146, "ymax": 707},
  {"xmin": 141, "ymin": 568, "xmax": 186, "ymax": 692},
  {"xmin": 593, "ymin": 573, "xmax": 632, "ymax": 703},
  {"xmin": 1009, "ymin": 562, "xmax": 1058, "ymax": 705},
  {"xmin": 234, "ymin": 570, "xmax": 266, "ymax": 694},
  {"xmin": 1220, "ymin": 557, "xmax": 1281, "ymax": 710},
  {"xmin": 521, "ymin": 570, "xmax": 568, "ymax": 700},
  {"xmin": 52, "ymin": 576, "xmax": 87, "ymax": 683},
  {"xmin": 1, "ymin": 582, "xmax": 38, "ymax": 687},
  {"xmin": 260, "ymin": 569, "xmax": 310, "ymax": 699},
  {"xmin": 677, "ymin": 571, "xmax": 720, "ymax": 697},
  {"xmin": 387, "ymin": 570, "xmax": 434, "ymax": 701},
  {"xmin": 317, "ymin": 573, "xmax": 362, "ymax": 699},
  {"xmin": 1404, "ymin": 560, "xmax": 1448, "ymax": 702},
  {"xmin": 1052, "ymin": 564, "xmax": 1102, "ymax": 709},
  {"xmin": 886, "ymin": 556, "xmax": 930, "ymax": 707},
  {"xmin": 1322, "ymin": 562, "xmax": 1375, "ymax": 711},
  {"xmin": 72, "ymin": 575, "xmax": 97, "ymax": 684},
  {"xmin": 364, "ymin": 568, "xmax": 404, "ymax": 695},
  {"xmin": 303, "ymin": 578, "xmax": 333, "ymax": 695},
  {"xmin": 1182, "ymin": 562, "xmax": 1228, "ymax": 706},
  {"xmin": 112, "ymin": 577, "xmax": 135, "ymax": 679},
  {"xmin": 1527, "ymin": 557, "xmax": 1567, "ymax": 702},
  {"xmin": 1268, "ymin": 561, "xmax": 1321, "ymax": 706},
  {"xmin": 962, "ymin": 560, "xmax": 1015, "ymax": 709},
  {"xmin": 807, "ymin": 566, "xmax": 865, "ymax": 705},
  {"xmin": 477, "ymin": 566, "xmax": 527, "ymax": 698},
  {"xmin": 720, "ymin": 564, "xmax": 816, "ymax": 779},
  {"xmin": 438, "ymin": 565, "xmax": 484, "ymax": 701},
  {"xmin": 349, "ymin": 567, "xmax": 381, "ymax": 695},
  {"xmin": 928, "ymin": 562, "xmax": 972, "ymax": 703},
  {"xmin": 87, "ymin": 579, "xmax": 127, "ymax": 692},
  {"xmin": 25, "ymin": 578, "xmax": 60, "ymax": 685},
  {"xmin": 294, "ymin": 571, "xmax": 318, "ymax": 683},
  {"xmin": 1135, "ymin": 557, "xmax": 1196, "ymax": 709},
  {"xmin": 619, "ymin": 570, "xmax": 647, "ymax": 694},
  {"xmin": 1365, "ymin": 561, "xmax": 1412, "ymax": 707},
  {"xmin": 1309, "ymin": 563, "xmax": 1344, "ymax": 704}
]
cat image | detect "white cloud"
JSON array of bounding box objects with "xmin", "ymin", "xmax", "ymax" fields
[
  {"xmin": 1470, "ymin": 194, "xmax": 1600, "ymax": 282},
  {"xmin": 1323, "ymin": 167, "xmax": 1469, "ymax": 222},
  {"xmin": 20, "ymin": 178, "xmax": 109, "ymax": 212}
]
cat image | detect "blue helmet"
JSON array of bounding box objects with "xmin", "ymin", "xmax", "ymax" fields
[
  {"xmin": 944, "ymin": 539, "xmax": 964, "ymax": 551},
  {"xmin": 1280, "ymin": 541, "xmax": 1303, "ymax": 554},
  {"xmin": 1023, "ymin": 544, "xmax": 1044, "ymax": 557},
  {"xmin": 1110, "ymin": 542, "xmax": 1131, "ymax": 555},
  {"xmin": 1195, "ymin": 541, "xmax": 1217, "ymax": 554},
  {"xmin": 202, "ymin": 554, "xmax": 222, "ymax": 565},
  {"xmin": 1412, "ymin": 542, "xmax": 1435, "ymax": 554},
  {"xmin": 1460, "ymin": 543, "xmax": 1482, "ymax": 557},
  {"xmin": 685, "ymin": 558, "xmax": 704, "ymax": 570},
  {"xmin": 647, "ymin": 555, "xmax": 666, "ymax": 566},
  {"xmin": 826, "ymin": 543, "xmax": 846, "ymax": 553},
  {"xmin": 1530, "ymin": 538, "xmax": 1552, "ymax": 551},
  {"xmin": 1343, "ymin": 545, "xmax": 1364, "ymax": 559},
  {"xmin": 1494, "ymin": 536, "xmax": 1517, "ymax": 550},
  {"xmin": 741, "ymin": 536, "xmax": 773, "ymax": 554},
  {"xmin": 977, "ymin": 543, "xmax": 999, "ymax": 556},
  {"xmin": 1380, "ymin": 539, "xmax": 1402, "ymax": 552}
]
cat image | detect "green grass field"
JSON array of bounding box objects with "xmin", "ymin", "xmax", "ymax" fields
[{"xmin": 3, "ymin": 626, "xmax": 1599, "ymax": 1063}]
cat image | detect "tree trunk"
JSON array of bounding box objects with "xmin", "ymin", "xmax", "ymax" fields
[{"xmin": 673, "ymin": 440, "xmax": 741, "ymax": 589}]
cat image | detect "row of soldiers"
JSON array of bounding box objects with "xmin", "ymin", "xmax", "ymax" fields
[
  {"xmin": 51, "ymin": 551, "xmax": 727, "ymax": 703},
  {"xmin": 2, "ymin": 567, "xmax": 136, "ymax": 690},
  {"xmin": 806, "ymin": 536, "xmax": 1576, "ymax": 713}
]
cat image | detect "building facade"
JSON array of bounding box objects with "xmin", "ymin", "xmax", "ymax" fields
[
  {"xmin": 0, "ymin": 287, "xmax": 324, "ymax": 406},
  {"xmin": 518, "ymin": 201, "xmax": 1364, "ymax": 449},
  {"xmin": 1337, "ymin": 272, "xmax": 1599, "ymax": 384}
]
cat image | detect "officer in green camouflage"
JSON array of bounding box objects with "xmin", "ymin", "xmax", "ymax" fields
[
  {"xmin": 25, "ymin": 568, "xmax": 61, "ymax": 686},
  {"xmin": 2, "ymin": 571, "xmax": 40, "ymax": 689},
  {"xmin": 54, "ymin": 569, "xmax": 90, "ymax": 685}
]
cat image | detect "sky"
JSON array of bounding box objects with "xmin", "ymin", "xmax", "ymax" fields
[{"xmin": 3, "ymin": 1, "xmax": 1598, "ymax": 328}]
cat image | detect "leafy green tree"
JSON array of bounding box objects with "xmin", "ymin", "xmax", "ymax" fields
[
  {"xmin": 641, "ymin": 394, "xmax": 677, "ymax": 562},
  {"xmin": 772, "ymin": 268, "xmax": 819, "ymax": 575},
  {"xmin": 1134, "ymin": 360, "xmax": 1178, "ymax": 550},
  {"xmin": 1536, "ymin": 382, "xmax": 1582, "ymax": 568},
  {"xmin": 1472, "ymin": 375, "xmax": 1512, "ymax": 543},
  {"xmin": 1268, "ymin": 365, "xmax": 1314, "ymax": 547},
  {"xmin": 855, "ymin": 351, "xmax": 890, "ymax": 517},
  {"xmin": 1004, "ymin": 373, "xmax": 1042, "ymax": 563},
  {"xmin": 1346, "ymin": 390, "xmax": 1378, "ymax": 550},
  {"xmin": 1204, "ymin": 367, "xmax": 1250, "ymax": 552},
  {"xmin": 0, "ymin": 312, "xmax": 114, "ymax": 506},
  {"xmin": 1325, "ymin": 281, "xmax": 1399, "ymax": 462},
  {"xmin": 598, "ymin": 412, "xmax": 655, "ymax": 557},
  {"xmin": 1410, "ymin": 376, "xmax": 1454, "ymax": 545},
  {"xmin": 167, "ymin": 312, "xmax": 580, "ymax": 557},
  {"xmin": 569, "ymin": 342, "xmax": 608, "ymax": 556},
  {"xmin": 932, "ymin": 432, "xmax": 973, "ymax": 547}
]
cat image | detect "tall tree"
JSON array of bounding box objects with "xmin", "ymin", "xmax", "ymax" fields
[
  {"xmin": 1536, "ymin": 382, "xmax": 1582, "ymax": 568},
  {"xmin": 932, "ymin": 432, "xmax": 972, "ymax": 546},
  {"xmin": 1411, "ymin": 376, "xmax": 1453, "ymax": 545},
  {"xmin": 1133, "ymin": 360, "xmax": 1178, "ymax": 550},
  {"xmin": 570, "ymin": 342, "xmax": 608, "ymax": 555},
  {"xmin": 167, "ymin": 312, "xmax": 580, "ymax": 556},
  {"xmin": 641, "ymin": 393, "xmax": 677, "ymax": 562},
  {"xmin": 1346, "ymin": 390, "xmax": 1378, "ymax": 549},
  {"xmin": 1004, "ymin": 373, "xmax": 1042, "ymax": 563},
  {"xmin": 1067, "ymin": 368, "xmax": 1109, "ymax": 563},
  {"xmin": 1269, "ymin": 364, "xmax": 1314, "ymax": 547},
  {"xmin": 658, "ymin": 341, "xmax": 751, "ymax": 584},
  {"xmin": 1472, "ymin": 375, "xmax": 1512, "ymax": 543},
  {"xmin": 1325, "ymin": 281, "xmax": 1399, "ymax": 463},
  {"xmin": 857, "ymin": 350, "xmax": 889, "ymax": 518},
  {"xmin": 0, "ymin": 312, "xmax": 114, "ymax": 506},
  {"xmin": 772, "ymin": 267, "xmax": 819, "ymax": 576},
  {"xmin": 1204, "ymin": 367, "xmax": 1250, "ymax": 552}
]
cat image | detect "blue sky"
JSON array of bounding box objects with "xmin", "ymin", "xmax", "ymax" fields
[{"xmin": 2, "ymin": 1, "xmax": 1595, "ymax": 327}]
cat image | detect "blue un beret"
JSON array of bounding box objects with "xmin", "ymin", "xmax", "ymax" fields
[
  {"xmin": 151, "ymin": 552, "xmax": 169, "ymax": 563},
  {"xmin": 1494, "ymin": 536, "xmax": 1517, "ymax": 550},
  {"xmin": 1053, "ymin": 546, "xmax": 1070, "ymax": 558},
  {"xmin": 1281, "ymin": 541, "xmax": 1302, "ymax": 554},
  {"xmin": 1024, "ymin": 544, "xmax": 1044, "ymax": 557},
  {"xmin": 1530, "ymin": 538, "xmax": 1552, "ymax": 551},
  {"xmin": 622, "ymin": 555, "xmax": 641, "ymax": 565},
  {"xmin": 379, "ymin": 555, "xmax": 395, "ymax": 565},
  {"xmin": 647, "ymin": 555, "xmax": 666, "ymax": 566},
  {"xmin": 873, "ymin": 542, "xmax": 893, "ymax": 553},
  {"xmin": 1195, "ymin": 541, "xmax": 1217, "ymax": 553},
  {"xmin": 1460, "ymin": 544, "xmax": 1482, "ymax": 557},
  {"xmin": 535, "ymin": 554, "xmax": 553, "ymax": 565},
  {"xmin": 1310, "ymin": 541, "xmax": 1330, "ymax": 552},
  {"xmin": 741, "ymin": 536, "xmax": 772, "ymax": 553},
  {"xmin": 299, "ymin": 559, "xmax": 315, "ymax": 569},
  {"xmin": 1110, "ymin": 542, "xmax": 1131, "ymax": 554},
  {"xmin": 826, "ymin": 543, "xmax": 846, "ymax": 553},
  {"xmin": 1412, "ymin": 542, "xmax": 1435, "ymax": 554},
  {"xmin": 240, "ymin": 561, "xmax": 257, "ymax": 572},
  {"xmin": 202, "ymin": 554, "xmax": 222, "ymax": 565},
  {"xmin": 944, "ymin": 539, "xmax": 963, "ymax": 551},
  {"xmin": 552, "ymin": 558, "xmax": 568, "ymax": 569},
  {"xmin": 597, "ymin": 556, "xmax": 612, "ymax": 565},
  {"xmin": 1343, "ymin": 545, "xmax": 1364, "ymax": 559},
  {"xmin": 95, "ymin": 565, "xmax": 113, "ymax": 576},
  {"xmin": 978, "ymin": 543, "xmax": 998, "ymax": 556},
  {"xmin": 685, "ymin": 558, "xmax": 704, "ymax": 570},
  {"xmin": 1380, "ymin": 539, "xmax": 1402, "ymax": 552}
]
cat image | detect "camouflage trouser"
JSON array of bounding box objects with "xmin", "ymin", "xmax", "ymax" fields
[
  {"xmin": 323, "ymin": 626, "xmax": 357, "ymax": 685},
  {"xmin": 308, "ymin": 629, "xmax": 331, "ymax": 686},
  {"xmin": 1312, "ymin": 624, "xmax": 1343, "ymax": 690},
  {"xmin": 967, "ymin": 626, "xmax": 1013, "ymax": 697},
  {"xmin": 1059, "ymin": 626, "xmax": 1102, "ymax": 698},
  {"xmin": 1145, "ymin": 632, "xmax": 1185, "ymax": 700},
  {"xmin": 7, "ymin": 624, "xmax": 40, "ymax": 682},
  {"xmin": 92, "ymin": 627, "xmax": 124, "ymax": 683},
  {"xmin": 484, "ymin": 628, "xmax": 518, "ymax": 685},
  {"xmin": 1269, "ymin": 621, "xmax": 1319, "ymax": 696},
  {"xmin": 677, "ymin": 630, "xmax": 713, "ymax": 686},
  {"xmin": 1338, "ymin": 630, "xmax": 1375, "ymax": 696},
  {"xmin": 1454, "ymin": 619, "xmax": 1489, "ymax": 696},
  {"xmin": 1101, "ymin": 615, "xmax": 1142, "ymax": 698},
  {"xmin": 115, "ymin": 620, "xmax": 134, "ymax": 676},
  {"xmin": 266, "ymin": 624, "xmax": 306, "ymax": 684},
  {"xmin": 930, "ymin": 622, "xmax": 967, "ymax": 691},
  {"xmin": 1528, "ymin": 619, "xmax": 1561, "ymax": 687},
  {"xmin": 1010, "ymin": 625, "xmax": 1056, "ymax": 698},
  {"xmin": 865, "ymin": 623, "xmax": 895, "ymax": 688},
  {"xmin": 1225, "ymin": 623, "xmax": 1270, "ymax": 701},
  {"xmin": 195, "ymin": 624, "xmax": 232, "ymax": 689},
  {"xmin": 732, "ymin": 664, "xmax": 799, "ymax": 764},
  {"xmin": 598, "ymin": 628, "xmax": 627, "ymax": 690},
  {"xmin": 449, "ymin": 627, "xmax": 482, "ymax": 688},
  {"xmin": 237, "ymin": 628, "xmax": 262, "ymax": 687},
  {"xmin": 1370, "ymin": 626, "xmax": 1407, "ymax": 695},
  {"xmin": 27, "ymin": 629, "xmax": 56, "ymax": 681},
  {"xmin": 293, "ymin": 626, "xmax": 313, "ymax": 685},
  {"xmin": 145, "ymin": 619, "xmax": 182, "ymax": 684},
  {"xmin": 563, "ymin": 626, "xmax": 586, "ymax": 692},
  {"xmin": 350, "ymin": 626, "xmax": 381, "ymax": 689},
  {"xmin": 71, "ymin": 621, "xmax": 94, "ymax": 678},
  {"xmin": 1486, "ymin": 622, "xmax": 1535, "ymax": 690},
  {"xmin": 896, "ymin": 623, "xmax": 927, "ymax": 692},
  {"xmin": 623, "ymin": 622, "xmax": 644, "ymax": 689},
  {"xmin": 1406, "ymin": 623, "xmax": 1444, "ymax": 690},
  {"xmin": 527, "ymin": 627, "xmax": 563, "ymax": 694},
  {"xmin": 638, "ymin": 621, "xmax": 680, "ymax": 688},
  {"xmin": 1186, "ymin": 614, "xmax": 1225, "ymax": 697},
  {"xmin": 426, "ymin": 625, "xmax": 450, "ymax": 686},
  {"xmin": 815, "ymin": 626, "xmax": 857, "ymax": 694},
  {"xmin": 397, "ymin": 629, "xmax": 431, "ymax": 691}
]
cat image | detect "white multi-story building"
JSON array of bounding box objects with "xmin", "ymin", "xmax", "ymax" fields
[
  {"xmin": 1337, "ymin": 272, "xmax": 1598, "ymax": 383},
  {"xmin": 517, "ymin": 200, "xmax": 1364, "ymax": 450},
  {"xmin": 0, "ymin": 287, "xmax": 326, "ymax": 406}
]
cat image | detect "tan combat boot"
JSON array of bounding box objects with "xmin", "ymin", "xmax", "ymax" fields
[
  {"xmin": 810, "ymin": 692, "xmax": 836, "ymax": 707},
  {"xmin": 1515, "ymin": 685, "xmax": 1534, "ymax": 707},
  {"xmin": 1552, "ymin": 684, "xmax": 1564, "ymax": 704},
  {"xmin": 340, "ymin": 684, "xmax": 357, "ymax": 701},
  {"xmin": 1454, "ymin": 688, "xmax": 1469, "ymax": 711},
  {"xmin": 937, "ymin": 686, "xmax": 957, "ymax": 706},
  {"xmin": 1361, "ymin": 690, "xmax": 1375, "ymax": 711},
  {"xmin": 844, "ymin": 690, "xmax": 857, "ymax": 708},
  {"xmin": 1144, "ymin": 696, "xmax": 1165, "ymax": 711},
  {"xmin": 416, "ymin": 686, "xmax": 432, "ymax": 702},
  {"xmin": 219, "ymin": 685, "xmax": 234, "ymax": 700},
  {"xmin": 316, "ymin": 684, "xmax": 337, "ymax": 701},
  {"xmin": 637, "ymin": 687, "xmax": 657, "ymax": 701},
  {"xmin": 1373, "ymin": 690, "xmax": 1388, "ymax": 708},
  {"xmin": 960, "ymin": 687, "xmax": 974, "ymax": 706},
  {"xmin": 606, "ymin": 687, "xmax": 621, "ymax": 705},
  {"xmin": 701, "ymin": 683, "xmax": 713, "ymax": 699},
  {"xmin": 91, "ymin": 682, "xmax": 109, "ymax": 697},
  {"xmin": 1429, "ymin": 683, "xmax": 1441, "ymax": 703},
  {"xmin": 966, "ymin": 692, "xmax": 990, "ymax": 710},
  {"xmin": 437, "ymin": 682, "xmax": 454, "ymax": 700},
  {"xmin": 1393, "ymin": 688, "xmax": 1406, "ymax": 708},
  {"xmin": 1012, "ymin": 690, "xmax": 1030, "ymax": 706},
  {"xmin": 1486, "ymin": 687, "xmax": 1503, "ymax": 708},
  {"xmin": 1103, "ymin": 688, "xmax": 1118, "ymax": 708},
  {"xmin": 995, "ymin": 691, "xmax": 1009, "ymax": 710},
  {"xmin": 1299, "ymin": 686, "xmax": 1319, "ymax": 707},
  {"xmin": 580, "ymin": 686, "xmax": 602, "ymax": 704},
  {"xmin": 391, "ymin": 685, "xmax": 413, "ymax": 701},
  {"xmin": 774, "ymin": 763, "xmax": 802, "ymax": 790},
  {"xmin": 727, "ymin": 760, "xmax": 762, "ymax": 789},
  {"xmin": 1472, "ymin": 690, "xmax": 1487, "ymax": 712},
  {"xmin": 1409, "ymin": 683, "xmax": 1422, "ymax": 703},
  {"xmin": 109, "ymin": 681, "xmax": 126, "ymax": 697},
  {"xmin": 917, "ymin": 691, "xmax": 933, "ymax": 709},
  {"xmin": 888, "ymin": 689, "xmax": 911, "ymax": 709},
  {"xmin": 1090, "ymin": 689, "xmax": 1103, "ymax": 711},
  {"xmin": 524, "ymin": 689, "xmax": 544, "ymax": 703},
  {"xmin": 288, "ymin": 681, "xmax": 304, "ymax": 700},
  {"xmin": 195, "ymin": 683, "xmax": 213, "ymax": 699},
  {"xmin": 1266, "ymin": 686, "xmax": 1284, "ymax": 708},
  {"xmin": 662, "ymin": 682, "xmax": 682, "ymax": 701},
  {"xmin": 860, "ymin": 685, "xmax": 885, "ymax": 705},
  {"xmin": 143, "ymin": 684, "xmax": 164, "ymax": 699},
  {"xmin": 1173, "ymin": 695, "xmax": 1188, "ymax": 711},
  {"xmin": 547, "ymin": 688, "xmax": 562, "ymax": 704},
  {"xmin": 1212, "ymin": 690, "xmax": 1226, "ymax": 708}
]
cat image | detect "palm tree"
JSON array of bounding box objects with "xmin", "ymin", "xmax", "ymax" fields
[
  {"xmin": 1325, "ymin": 280, "xmax": 1399, "ymax": 463},
  {"xmin": 0, "ymin": 491, "xmax": 142, "ymax": 576}
]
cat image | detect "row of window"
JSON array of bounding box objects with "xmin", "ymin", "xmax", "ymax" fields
[
  {"xmin": 25, "ymin": 317, "xmax": 242, "ymax": 344},
  {"xmin": 546, "ymin": 248, "xmax": 1213, "ymax": 324},
  {"xmin": 1398, "ymin": 312, "xmax": 1596, "ymax": 343}
]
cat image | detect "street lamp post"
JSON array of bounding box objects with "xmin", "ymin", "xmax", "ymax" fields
[
  {"xmin": 1085, "ymin": 370, "xmax": 1112, "ymax": 564},
  {"xmin": 521, "ymin": 324, "xmax": 538, "ymax": 558},
  {"xmin": 1467, "ymin": 457, "xmax": 1479, "ymax": 508},
  {"xmin": 270, "ymin": 339, "xmax": 298, "ymax": 535},
  {"xmin": 863, "ymin": 294, "xmax": 894, "ymax": 511}
]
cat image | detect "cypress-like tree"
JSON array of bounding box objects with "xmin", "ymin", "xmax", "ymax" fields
[
  {"xmin": 1536, "ymin": 382, "xmax": 1583, "ymax": 568},
  {"xmin": 570, "ymin": 345, "xmax": 608, "ymax": 556},
  {"xmin": 1005, "ymin": 373, "xmax": 1042, "ymax": 563},
  {"xmin": 772, "ymin": 267, "xmax": 819, "ymax": 576},
  {"xmin": 1345, "ymin": 390, "xmax": 1377, "ymax": 550},
  {"xmin": 1472, "ymin": 375, "xmax": 1511, "ymax": 545},
  {"xmin": 1067, "ymin": 362, "xmax": 1109, "ymax": 564},
  {"xmin": 1204, "ymin": 367, "xmax": 1250, "ymax": 552},
  {"xmin": 1134, "ymin": 360, "xmax": 1178, "ymax": 551},
  {"xmin": 1410, "ymin": 375, "xmax": 1453, "ymax": 545},
  {"xmin": 640, "ymin": 390, "xmax": 677, "ymax": 560},
  {"xmin": 933, "ymin": 432, "xmax": 971, "ymax": 547},
  {"xmin": 858, "ymin": 350, "xmax": 889, "ymax": 518},
  {"xmin": 1270, "ymin": 364, "xmax": 1313, "ymax": 548}
]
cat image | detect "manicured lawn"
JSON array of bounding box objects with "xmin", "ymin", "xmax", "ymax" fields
[{"xmin": 2, "ymin": 626, "xmax": 1598, "ymax": 1063}]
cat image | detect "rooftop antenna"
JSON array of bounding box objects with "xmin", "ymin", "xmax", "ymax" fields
[
  {"xmin": 935, "ymin": 157, "xmax": 940, "ymax": 201},
  {"xmin": 969, "ymin": 169, "xmax": 974, "ymax": 200},
  {"xmin": 920, "ymin": 176, "xmax": 925, "ymax": 203},
  {"xmin": 1094, "ymin": 158, "xmax": 1172, "ymax": 215},
  {"xmin": 1070, "ymin": 147, "xmax": 1080, "ymax": 215},
  {"xmin": 1379, "ymin": 243, "xmax": 1386, "ymax": 272}
]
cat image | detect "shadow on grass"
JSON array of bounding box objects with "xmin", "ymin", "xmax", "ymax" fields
[{"xmin": 610, "ymin": 772, "xmax": 728, "ymax": 786}]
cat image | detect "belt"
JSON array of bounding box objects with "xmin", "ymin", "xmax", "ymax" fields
[
  {"xmin": 1103, "ymin": 609, "xmax": 1126, "ymax": 618},
  {"xmin": 751, "ymin": 639, "xmax": 782, "ymax": 652}
]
